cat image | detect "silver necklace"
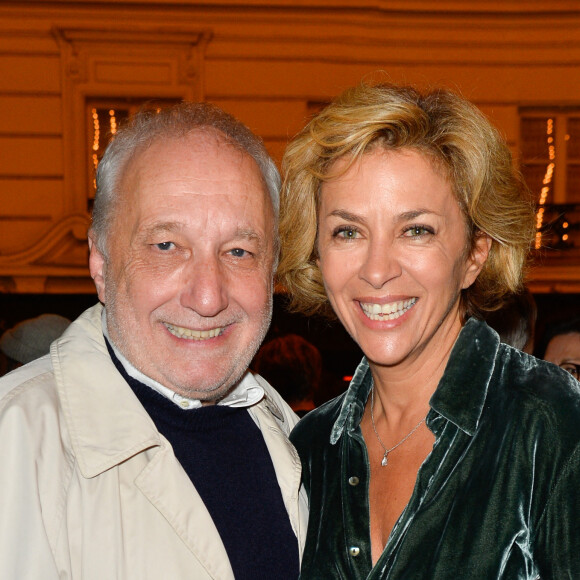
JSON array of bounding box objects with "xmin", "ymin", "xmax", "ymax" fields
[{"xmin": 370, "ymin": 385, "xmax": 426, "ymax": 467}]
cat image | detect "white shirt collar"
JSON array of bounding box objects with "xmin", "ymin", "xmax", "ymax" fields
[{"xmin": 101, "ymin": 308, "xmax": 264, "ymax": 410}]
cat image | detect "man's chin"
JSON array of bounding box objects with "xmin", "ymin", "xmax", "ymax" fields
[
  {"xmin": 175, "ymin": 387, "xmax": 235, "ymax": 406},
  {"xmin": 170, "ymin": 372, "xmax": 243, "ymax": 403}
]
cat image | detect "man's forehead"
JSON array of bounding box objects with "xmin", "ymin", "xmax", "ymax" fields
[
  {"xmin": 129, "ymin": 129, "xmax": 248, "ymax": 169},
  {"xmin": 122, "ymin": 131, "xmax": 266, "ymax": 193},
  {"xmin": 108, "ymin": 131, "xmax": 274, "ymax": 250}
]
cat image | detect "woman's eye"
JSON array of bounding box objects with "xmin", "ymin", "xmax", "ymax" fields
[
  {"xmin": 334, "ymin": 227, "xmax": 359, "ymax": 240},
  {"xmin": 155, "ymin": 241, "xmax": 175, "ymax": 251},
  {"xmin": 403, "ymin": 225, "xmax": 433, "ymax": 237}
]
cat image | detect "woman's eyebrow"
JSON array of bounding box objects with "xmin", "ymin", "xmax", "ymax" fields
[
  {"xmin": 326, "ymin": 208, "xmax": 441, "ymax": 224},
  {"xmin": 326, "ymin": 209, "xmax": 367, "ymax": 224},
  {"xmin": 397, "ymin": 209, "xmax": 439, "ymax": 221}
]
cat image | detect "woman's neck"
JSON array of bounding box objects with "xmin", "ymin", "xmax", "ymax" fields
[{"xmin": 368, "ymin": 314, "xmax": 463, "ymax": 423}]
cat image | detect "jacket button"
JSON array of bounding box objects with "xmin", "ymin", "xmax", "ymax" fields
[
  {"xmin": 349, "ymin": 546, "xmax": 360, "ymax": 557},
  {"xmin": 348, "ymin": 476, "xmax": 360, "ymax": 486}
]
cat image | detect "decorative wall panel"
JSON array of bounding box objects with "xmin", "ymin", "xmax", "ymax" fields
[{"xmin": 0, "ymin": 1, "xmax": 578, "ymax": 292}]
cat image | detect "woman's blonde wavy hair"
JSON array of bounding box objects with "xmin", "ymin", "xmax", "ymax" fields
[{"xmin": 278, "ymin": 82, "xmax": 535, "ymax": 319}]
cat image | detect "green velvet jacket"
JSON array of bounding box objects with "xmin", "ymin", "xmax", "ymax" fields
[{"xmin": 291, "ymin": 318, "xmax": 580, "ymax": 579}]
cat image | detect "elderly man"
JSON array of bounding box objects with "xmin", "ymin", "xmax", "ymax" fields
[{"xmin": 0, "ymin": 103, "xmax": 307, "ymax": 579}]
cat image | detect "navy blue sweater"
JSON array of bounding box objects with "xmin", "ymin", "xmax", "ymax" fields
[{"xmin": 108, "ymin": 345, "xmax": 299, "ymax": 579}]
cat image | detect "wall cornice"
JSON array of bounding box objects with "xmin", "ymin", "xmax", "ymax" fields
[{"xmin": 4, "ymin": 0, "xmax": 580, "ymax": 15}]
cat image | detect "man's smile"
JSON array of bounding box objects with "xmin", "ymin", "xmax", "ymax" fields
[{"xmin": 164, "ymin": 322, "xmax": 223, "ymax": 340}]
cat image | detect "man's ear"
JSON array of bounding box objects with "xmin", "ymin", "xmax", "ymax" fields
[
  {"xmin": 462, "ymin": 232, "xmax": 492, "ymax": 290},
  {"xmin": 88, "ymin": 231, "xmax": 107, "ymax": 303}
]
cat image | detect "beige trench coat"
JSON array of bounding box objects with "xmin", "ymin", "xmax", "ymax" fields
[{"xmin": 0, "ymin": 304, "xmax": 308, "ymax": 579}]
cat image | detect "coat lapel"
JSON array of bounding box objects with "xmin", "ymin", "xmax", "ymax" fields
[{"xmin": 135, "ymin": 444, "xmax": 234, "ymax": 579}]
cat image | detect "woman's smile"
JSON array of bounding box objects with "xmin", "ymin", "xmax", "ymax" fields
[{"xmin": 359, "ymin": 298, "xmax": 417, "ymax": 321}]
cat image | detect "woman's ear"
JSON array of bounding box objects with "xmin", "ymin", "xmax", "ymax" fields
[
  {"xmin": 88, "ymin": 231, "xmax": 107, "ymax": 303},
  {"xmin": 462, "ymin": 232, "xmax": 492, "ymax": 290}
]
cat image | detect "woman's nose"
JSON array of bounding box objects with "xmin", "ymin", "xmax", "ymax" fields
[{"xmin": 358, "ymin": 242, "xmax": 402, "ymax": 289}]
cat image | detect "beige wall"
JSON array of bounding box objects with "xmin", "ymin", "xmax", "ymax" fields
[{"xmin": 1, "ymin": 0, "xmax": 579, "ymax": 293}]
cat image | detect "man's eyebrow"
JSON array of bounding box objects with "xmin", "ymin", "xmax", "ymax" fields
[
  {"xmin": 233, "ymin": 228, "xmax": 261, "ymax": 241},
  {"xmin": 139, "ymin": 223, "xmax": 264, "ymax": 245},
  {"xmin": 140, "ymin": 222, "xmax": 184, "ymax": 237}
]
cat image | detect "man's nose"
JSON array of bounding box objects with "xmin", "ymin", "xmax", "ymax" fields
[
  {"xmin": 358, "ymin": 241, "xmax": 402, "ymax": 289},
  {"xmin": 180, "ymin": 255, "xmax": 229, "ymax": 317}
]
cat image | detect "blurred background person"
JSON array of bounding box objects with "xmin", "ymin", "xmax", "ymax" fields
[
  {"xmin": 253, "ymin": 333, "xmax": 322, "ymax": 416},
  {"xmin": 484, "ymin": 288, "xmax": 537, "ymax": 353},
  {"xmin": 537, "ymin": 315, "xmax": 580, "ymax": 380},
  {"xmin": 0, "ymin": 314, "xmax": 71, "ymax": 376}
]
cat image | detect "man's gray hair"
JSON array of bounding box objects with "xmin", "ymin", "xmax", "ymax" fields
[{"xmin": 91, "ymin": 102, "xmax": 280, "ymax": 254}]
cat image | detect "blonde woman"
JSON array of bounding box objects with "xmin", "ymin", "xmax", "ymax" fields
[{"xmin": 279, "ymin": 82, "xmax": 580, "ymax": 578}]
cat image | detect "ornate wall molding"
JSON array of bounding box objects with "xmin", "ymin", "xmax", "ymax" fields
[
  {"xmin": 0, "ymin": 214, "xmax": 92, "ymax": 293},
  {"xmin": 0, "ymin": 4, "xmax": 578, "ymax": 295},
  {"xmin": 53, "ymin": 23, "xmax": 213, "ymax": 216},
  {"xmin": 0, "ymin": 23, "xmax": 212, "ymax": 293}
]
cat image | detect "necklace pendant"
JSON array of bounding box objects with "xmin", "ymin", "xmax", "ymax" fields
[{"xmin": 381, "ymin": 452, "xmax": 389, "ymax": 467}]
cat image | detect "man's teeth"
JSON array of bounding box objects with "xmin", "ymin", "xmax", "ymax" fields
[
  {"xmin": 164, "ymin": 323, "xmax": 222, "ymax": 340},
  {"xmin": 360, "ymin": 298, "xmax": 416, "ymax": 321}
]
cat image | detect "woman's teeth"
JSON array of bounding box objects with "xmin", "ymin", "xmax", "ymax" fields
[
  {"xmin": 164, "ymin": 323, "xmax": 222, "ymax": 340},
  {"xmin": 360, "ymin": 298, "xmax": 416, "ymax": 321}
]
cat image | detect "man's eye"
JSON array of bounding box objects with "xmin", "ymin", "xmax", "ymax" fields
[
  {"xmin": 229, "ymin": 248, "xmax": 249, "ymax": 258},
  {"xmin": 155, "ymin": 242, "xmax": 175, "ymax": 251}
]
